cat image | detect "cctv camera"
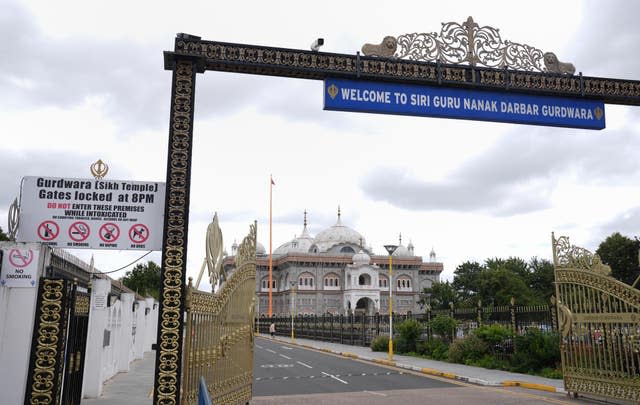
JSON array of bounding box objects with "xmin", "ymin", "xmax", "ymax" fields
[{"xmin": 310, "ymin": 38, "xmax": 324, "ymax": 52}]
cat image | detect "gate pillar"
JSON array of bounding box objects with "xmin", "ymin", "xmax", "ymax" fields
[
  {"xmin": 83, "ymin": 278, "xmax": 111, "ymax": 398},
  {"xmin": 154, "ymin": 41, "xmax": 204, "ymax": 405}
]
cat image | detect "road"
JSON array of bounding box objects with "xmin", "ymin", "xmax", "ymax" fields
[
  {"xmin": 252, "ymin": 337, "xmax": 600, "ymax": 405},
  {"xmin": 253, "ymin": 336, "xmax": 454, "ymax": 397}
]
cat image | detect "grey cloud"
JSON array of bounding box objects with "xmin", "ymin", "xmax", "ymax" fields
[
  {"xmin": 360, "ymin": 167, "xmax": 552, "ymax": 217},
  {"xmin": 1, "ymin": 3, "xmax": 363, "ymax": 133},
  {"xmin": 0, "ymin": 150, "xmax": 100, "ymax": 205},
  {"xmin": 361, "ymin": 125, "xmax": 640, "ymax": 216},
  {"xmin": 592, "ymin": 207, "xmax": 640, "ymax": 242},
  {"xmin": 573, "ymin": 1, "xmax": 640, "ymax": 80}
]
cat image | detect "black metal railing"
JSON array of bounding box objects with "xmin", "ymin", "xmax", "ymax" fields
[{"xmin": 257, "ymin": 301, "xmax": 556, "ymax": 350}]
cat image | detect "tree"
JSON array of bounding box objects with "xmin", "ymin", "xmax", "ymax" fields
[
  {"xmin": 494, "ymin": 257, "xmax": 529, "ymax": 281},
  {"xmin": 596, "ymin": 232, "xmax": 640, "ymax": 286},
  {"xmin": 527, "ymin": 257, "xmax": 555, "ymax": 302},
  {"xmin": 477, "ymin": 267, "xmax": 536, "ymax": 306},
  {"xmin": 419, "ymin": 281, "xmax": 456, "ymax": 310},
  {"xmin": 0, "ymin": 226, "xmax": 9, "ymax": 241},
  {"xmin": 120, "ymin": 261, "xmax": 161, "ymax": 299},
  {"xmin": 452, "ymin": 261, "xmax": 485, "ymax": 305}
]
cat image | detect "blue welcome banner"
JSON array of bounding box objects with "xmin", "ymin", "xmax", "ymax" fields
[{"xmin": 324, "ymin": 78, "xmax": 605, "ymax": 130}]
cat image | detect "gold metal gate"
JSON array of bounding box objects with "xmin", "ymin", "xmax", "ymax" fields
[
  {"xmin": 181, "ymin": 217, "xmax": 256, "ymax": 404},
  {"xmin": 552, "ymin": 234, "xmax": 640, "ymax": 402}
]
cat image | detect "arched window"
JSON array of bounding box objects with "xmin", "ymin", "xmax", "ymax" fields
[
  {"xmin": 261, "ymin": 278, "xmax": 276, "ymax": 292},
  {"xmin": 298, "ymin": 273, "xmax": 315, "ymax": 290},
  {"xmin": 324, "ymin": 274, "xmax": 340, "ymax": 290},
  {"xmin": 397, "ymin": 276, "xmax": 412, "ymax": 291},
  {"xmin": 358, "ymin": 273, "xmax": 371, "ymax": 286},
  {"xmin": 340, "ymin": 246, "xmax": 355, "ymax": 253},
  {"xmin": 378, "ymin": 276, "xmax": 388, "ymax": 288}
]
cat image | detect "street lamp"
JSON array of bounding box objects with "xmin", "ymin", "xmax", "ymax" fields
[
  {"xmin": 290, "ymin": 281, "xmax": 297, "ymax": 342},
  {"xmin": 384, "ymin": 244, "xmax": 398, "ymax": 360}
]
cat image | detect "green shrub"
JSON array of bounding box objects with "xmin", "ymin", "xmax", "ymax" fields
[
  {"xmin": 394, "ymin": 335, "xmax": 410, "ymax": 353},
  {"xmin": 429, "ymin": 315, "xmax": 458, "ymax": 343},
  {"xmin": 431, "ymin": 343, "xmax": 449, "ymax": 360},
  {"xmin": 395, "ymin": 319, "xmax": 423, "ymax": 353},
  {"xmin": 447, "ymin": 334, "xmax": 489, "ymax": 364},
  {"xmin": 416, "ymin": 338, "xmax": 448, "ymax": 359},
  {"xmin": 510, "ymin": 328, "xmax": 560, "ymax": 373},
  {"xmin": 371, "ymin": 335, "xmax": 390, "ymax": 352},
  {"xmin": 472, "ymin": 354, "xmax": 509, "ymax": 370},
  {"xmin": 540, "ymin": 367, "xmax": 563, "ymax": 379},
  {"xmin": 473, "ymin": 324, "xmax": 514, "ymax": 346}
]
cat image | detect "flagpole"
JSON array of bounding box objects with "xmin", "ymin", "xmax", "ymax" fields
[{"xmin": 268, "ymin": 175, "xmax": 273, "ymax": 317}]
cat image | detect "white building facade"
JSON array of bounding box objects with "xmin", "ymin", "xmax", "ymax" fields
[{"xmin": 224, "ymin": 210, "xmax": 443, "ymax": 316}]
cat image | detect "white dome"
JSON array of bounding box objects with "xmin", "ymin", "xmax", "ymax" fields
[
  {"xmin": 274, "ymin": 235, "xmax": 314, "ymax": 254},
  {"xmin": 393, "ymin": 244, "xmax": 413, "ymax": 257},
  {"xmin": 274, "ymin": 212, "xmax": 315, "ymax": 255},
  {"xmin": 313, "ymin": 211, "xmax": 365, "ymax": 253},
  {"xmin": 352, "ymin": 250, "xmax": 371, "ymax": 266},
  {"xmin": 256, "ymin": 242, "xmax": 266, "ymax": 255}
]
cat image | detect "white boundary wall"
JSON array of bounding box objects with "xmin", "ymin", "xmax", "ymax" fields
[{"xmin": 82, "ymin": 278, "xmax": 158, "ymax": 398}]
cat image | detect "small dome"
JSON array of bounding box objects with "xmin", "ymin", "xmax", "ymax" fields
[
  {"xmin": 352, "ymin": 250, "xmax": 371, "ymax": 266},
  {"xmin": 274, "ymin": 211, "xmax": 315, "ymax": 255},
  {"xmin": 393, "ymin": 244, "xmax": 413, "ymax": 257},
  {"xmin": 256, "ymin": 242, "xmax": 266, "ymax": 255}
]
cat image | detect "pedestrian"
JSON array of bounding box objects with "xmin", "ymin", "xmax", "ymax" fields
[{"xmin": 269, "ymin": 322, "xmax": 275, "ymax": 338}]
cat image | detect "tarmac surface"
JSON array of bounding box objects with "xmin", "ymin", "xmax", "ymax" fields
[{"xmin": 83, "ymin": 334, "xmax": 631, "ymax": 404}]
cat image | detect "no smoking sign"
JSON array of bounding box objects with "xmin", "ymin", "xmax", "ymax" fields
[{"xmin": 68, "ymin": 221, "xmax": 90, "ymax": 242}]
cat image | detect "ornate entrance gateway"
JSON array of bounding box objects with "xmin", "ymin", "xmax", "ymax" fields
[
  {"xmin": 552, "ymin": 234, "xmax": 640, "ymax": 402},
  {"xmin": 155, "ymin": 17, "xmax": 640, "ymax": 404}
]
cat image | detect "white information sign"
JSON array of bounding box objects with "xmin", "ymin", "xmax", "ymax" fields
[
  {"xmin": 17, "ymin": 176, "xmax": 165, "ymax": 251},
  {"xmin": 0, "ymin": 246, "xmax": 39, "ymax": 287}
]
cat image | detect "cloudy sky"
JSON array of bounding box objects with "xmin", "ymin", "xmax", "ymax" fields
[{"xmin": 2, "ymin": 0, "xmax": 639, "ymax": 285}]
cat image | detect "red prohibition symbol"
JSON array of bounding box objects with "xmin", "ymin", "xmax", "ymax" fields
[
  {"xmin": 8, "ymin": 249, "xmax": 34, "ymax": 268},
  {"xmin": 128, "ymin": 224, "xmax": 149, "ymax": 243},
  {"xmin": 38, "ymin": 220, "xmax": 59, "ymax": 241},
  {"xmin": 68, "ymin": 221, "xmax": 90, "ymax": 242},
  {"xmin": 99, "ymin": 223, "xmax": 120, "ymax": 243}
]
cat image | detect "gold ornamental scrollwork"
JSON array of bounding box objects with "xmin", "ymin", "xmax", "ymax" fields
[
  {"xmin": 181, "ymin": 220, "xmax": 256, "ymax": 405},
  {"xmin": 154, "ymin": 58, "xmax": 196, "ymax": 405},
  {"xmin": 552, "ymin": 234, "xmax": 640, "ymax": 403},
  {"xmin": 552, "ymin": 233, "xmax": 611, "ymax": 275},
  {"xmin": 206, "ymin": 213, "xmax": 224, "ymax": 290},
  {"xmin": 25, "ymin": 279, "xmax": 69, "ymax": 405}
]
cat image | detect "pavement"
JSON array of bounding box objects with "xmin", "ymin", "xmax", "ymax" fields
[
  {"xmin": 81, "ymin": 334, "xmax": 566, "ymax": 404},
  {"xmin": 82, "ymin": 350, "xmax": 154, "ymax": 405}
]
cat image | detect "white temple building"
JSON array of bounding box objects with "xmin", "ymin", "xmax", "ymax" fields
[{"xmin": 223, "ymin": 209, "xmax": 443, "ymax": 315}]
